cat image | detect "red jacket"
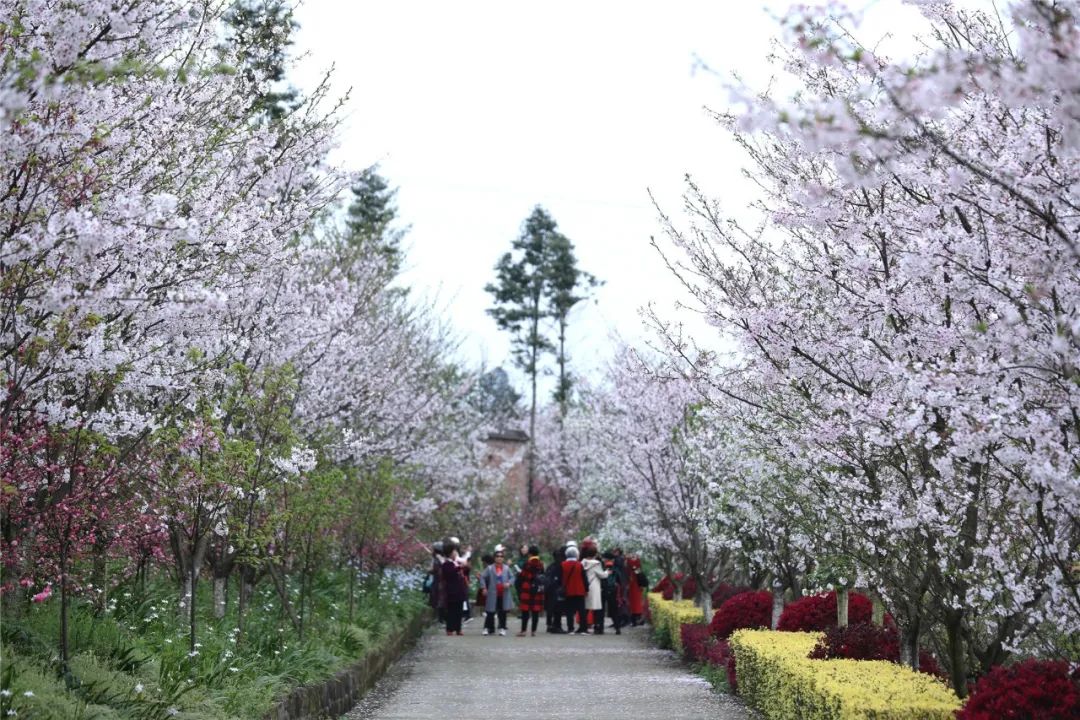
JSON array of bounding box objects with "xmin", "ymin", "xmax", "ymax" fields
[
  {"xmin": 518, "ymin": 556, "xmax": 546, "ymax": 612},
  {"xmin": 561, "ymin": 559, "xmax": 586, "ymax": 597}
]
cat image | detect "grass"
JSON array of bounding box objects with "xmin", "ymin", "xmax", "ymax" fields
[
  {"xmin": 0, "ymin": 567, "xmax": 427, "ymax": 719},
  {"xmin": 695, "ymin": 660, "xmax": 734, "ymax": 693}
]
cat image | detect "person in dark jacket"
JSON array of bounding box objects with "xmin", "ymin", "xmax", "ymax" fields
[
  {"xmin": 516, "ymin": 545, "xmax": 545, "ymax": 636},
  {"xmin": 603, "ymin": 550, "xmax": 628, "ymax": 635},
  {"xmin": 545, "ymin": 546, "xmax": 566, "ymax": 633},
  {"xmin": 561, "ymin": 545, "xmax": 588, "ymax": 634},
  {"xmin": 440, "ymin": 539, "xmax": 468, "ymax": 636},
  {"xmin": 627, "ymin": 554, "xmax": 648, "ymax": 626}
]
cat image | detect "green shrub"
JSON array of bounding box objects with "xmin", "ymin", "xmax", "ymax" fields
[{"xmin": 1, "ymin": 569, "xmax": 426, "ymax": 719}]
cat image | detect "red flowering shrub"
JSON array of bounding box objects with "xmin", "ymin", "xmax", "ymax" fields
[
  {"xmin": 709, "ymin": 590, "xmax": 773, "ymax": 639},
  {"xmin": 711, "ymin": 583, "xmax": 752, "ymax": 609},
  {"xmin": 652, "ymin": 573, "xmax": 698, "ymax": 601},
  {"xmin": 704, "ymin": 638, "xmax": 738, "ymax": 692},
  {"xmin": 680, "ymin": 623, "xmax": 713, "ymax": 663},
  {"xmin": 957, "ymin": 660, "xmax": 1080, "ymax": 720},
  {"xmin": 677, "ymin": 623, "xmax": 739, "ymax": 692},
  {"xmin": 809, "ymin": 622, "xmax": 944, "ymax": 677},
  {"xmin": 808, "ymin": 621, "xmax": 892, "ymax": 661},
  {"xmin": 777, "ymin": 591, "xmax": 873, "ymax": 632}
]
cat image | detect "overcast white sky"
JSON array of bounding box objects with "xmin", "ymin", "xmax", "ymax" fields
[{"xmin": 291, "ymin": 0, "xmax": 991, "ymax": 397}]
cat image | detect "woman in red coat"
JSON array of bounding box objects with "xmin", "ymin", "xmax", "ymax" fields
[
  {"xmin": 516, "ymin": 545, "xmax": 546, "ymax": 636},
  {"xmin": 561, "ymin": 545, "xmax": 588, "ymax": 633},
  {"xmin": 627, "ymin": 554, "xmax": 648, "ymax": 626}
]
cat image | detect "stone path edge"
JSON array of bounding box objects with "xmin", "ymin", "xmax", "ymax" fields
[{"xmin": 262, "ymin": 608, "xmax": 433, "ymax": 720}]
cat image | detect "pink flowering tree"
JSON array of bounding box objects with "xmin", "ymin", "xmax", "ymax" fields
[
  {"xmin": 0, "ymin": 415, "xmax": 133, "ymax": 669},
  {"xmin": 569, "ymin": 346, "xmax": 750, "ymax": 617}
]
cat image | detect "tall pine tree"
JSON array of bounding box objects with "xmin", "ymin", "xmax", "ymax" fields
[
  {"xmin": 224, "ymin": 0, "xmax": 299, "ymax": 122},
  {"xmin": 546, "ymin": 234, "xmax": 599, "ymax": 416},
  {"xmin": 485, "ymin": 206, "xmax": 597, "ymax": 502},
  {"xmin": 345, "ymin": 165, "xmax": 405, "ymax": 276}
]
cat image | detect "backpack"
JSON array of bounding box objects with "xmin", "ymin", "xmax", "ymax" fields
[
  {"xmin": 546, "ymin": 565, "xmax": 565, "ymax": 601},
  {"xmin": 602, "ymin": 569, "xmax": 618, "ymax": 594}
]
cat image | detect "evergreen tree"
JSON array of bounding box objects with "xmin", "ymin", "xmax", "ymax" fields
[
  {"xmin": 546, "ymin": 234, "xmax": 600, "ymax": 416},
  {"xmin": 469, "ymin": 367, "xmax": 522, "ymax": 427},
  {"xmin": 344, "ymin": 166, "xmax": 405, "ymax": 275},
  {"xmin": 224, "ymin": 0, "xmax": 299, "ymax": 122},
  {"xmin": 485, "ymin": 206, "xmax": 597, "ymax": 501},
  {"xmin": 486, "ymin": 207, "xmax": 557, "ymax": 502}
]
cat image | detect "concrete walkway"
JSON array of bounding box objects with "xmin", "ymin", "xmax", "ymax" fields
[{"xmin": 344, "ymin": 621, "xmax": 757, "ymax": 720}]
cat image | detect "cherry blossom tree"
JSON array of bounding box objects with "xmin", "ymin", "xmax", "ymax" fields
[
  {"xmin": 567, "ymin": 346, "xmax": 746, "ymax": 616},
  {"xmin": 648, "ymin": 0, "xmax": 1080, "ymax": 693},
  {"xmin": 1, "ymin": 0, "xmax": 492, "ymax": 668}
]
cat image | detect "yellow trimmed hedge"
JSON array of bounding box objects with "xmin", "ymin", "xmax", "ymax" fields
[
  {"xmin": 648, "ymin": 592, "xmax": 705, "ymax": 654},
  {"xmin": 729, "ymin": 629, "xmax": 962, "ymax": 720}
]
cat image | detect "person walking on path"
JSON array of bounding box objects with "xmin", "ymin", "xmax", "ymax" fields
[
  {"xmin": 582, "ymin": 546, "xmax": 610, "ymax": 635},
  {"xmin": 627, "ymin": 554, "xmax": 648, "ymax": 626},
  {"xmin": 516, "ymin": 545, "xmax": 545, "ymax": 636},
  {"xmin": 561, "ymin": 545, "xmax": 587, "ymax": 634},
  {"xmin": 545, "ymin": 546, "xmax": 566, "ymax": 633},
  {"xmin": 603, "ymin": 550, "xmax": 628, "ymax": 635},
  {"xmin": 441, "ymin": 539, "xmax": 468, "ymax": 636},
  {"xmin": 480, "ymin": 548, "xmax": 515, "ymax": 636}
]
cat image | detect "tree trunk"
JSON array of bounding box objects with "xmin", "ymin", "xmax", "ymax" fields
[
  {"xmin": 91, "ymin": 541, "xmax": 107, "ymax": 613},
  {"xmin": 298, "ymin": 538, "xmax": 313, "ymax": 642},
  {"xmin": 268, "ymin": 562, "xmax": 301, "ymax": 632},
  {"xmin": 348, "ymin": 558, "xmax": 356, "ymax": 624},
  {"xmin": 557, "ymin": 318, "xmax": 568, "ymax": 417},
  {"xmin": 771, "ymin": 581, "xmax": 785, "ymax": 630},
  {"xmin": 213, "ymin": 575, "xmax": 228, "ymax": 619},
  {"xmin": 899, "ymin": 619, "xmax": 921, "ymax": 669},
  {"xmin": 175, "ymin": 531, "xmax": 209, "ymax": 651},
  {"xmin": 189, "ymin": 563, "xmax": 198, "ymax": 653},
  {"xmin": 527, "ymin": 336, "xmax": 537, "ymax": 504},
  {"xmin": 237, "ymin": 568, "xmax": 250, "ymax": 644},
  {"xmin": 945, "ymin": 610, "xmax": 968, "ymax": 698},
  {"xmin": 697, "ymin": 586, "xmax": 712, "ymax": 619},
  {"xmin": 870, "ymin": 591, "xmax": 885, "ymax": 626},
  {"xmin": 59, "ymin": 542, "xmax": 70, "ymax": 671},
  {"xmin": 836, "ymin": 587, "xmax": 849, "ymax": 628}
]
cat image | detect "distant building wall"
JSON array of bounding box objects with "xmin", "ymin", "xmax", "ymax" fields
[{"xmin": 485, "ymin": 431, "xmax": 528, "ymax": 506}]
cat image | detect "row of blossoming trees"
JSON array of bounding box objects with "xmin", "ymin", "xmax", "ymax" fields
[
  {"xmin": 0, "ymin": 1, "xmax": 496, "ymax": 670},
  {"xmin": 560, "ymin": 0, "xmax": 1079, "ymax": 700}
]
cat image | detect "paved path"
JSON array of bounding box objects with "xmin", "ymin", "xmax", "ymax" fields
[{"xmin": 344, "ymin": 622, "xmax": 757, "ymax": 720}]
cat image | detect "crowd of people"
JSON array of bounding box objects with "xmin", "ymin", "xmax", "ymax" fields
[{"xmin": 424, "ymin": 536, "xmax": 649, "ymax": 637}]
